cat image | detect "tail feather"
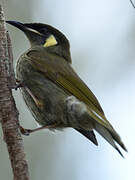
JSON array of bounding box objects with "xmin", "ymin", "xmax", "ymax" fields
[
  {"xmin": 75, "ymin": 129, "xmax": 98, "ymax": 146},
  {"xmin": 110, "ymin": 129, "xmax": 127, "ymax": 152},
  {"xmin": 95, "ymin": 123, "xmax": 126, "ymax": 157}
]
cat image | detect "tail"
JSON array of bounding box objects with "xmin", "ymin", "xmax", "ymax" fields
[
  {"xmin": 75, "ymin": 128, "xmax": 98, "ymax": 146},
  {"xmin": 95, "ymin": 123, "xmax": 127, "ymax": 157}
]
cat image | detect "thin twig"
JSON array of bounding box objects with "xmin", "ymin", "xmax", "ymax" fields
[
  {"xmin": 129, "ymin": 0, "xmax": 135, "ymax": 9},
  {"xmin": 0, "ymin": 5, "xmax": 30, "ymax": 180}
]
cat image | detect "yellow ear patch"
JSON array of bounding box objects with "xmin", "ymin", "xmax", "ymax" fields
[{"xmin": 43, "ymin": 35, "xmax": 57, "ymax": 47}]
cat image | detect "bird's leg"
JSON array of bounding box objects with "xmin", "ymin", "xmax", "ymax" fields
[
  {"xmin": 19, "ymin": 126, "xmax": 47, "ymax": 136},
  {"xmin": 11, "ymin": 79, "xmax": 24, "ymax": 90},
  {"xmin": 19, "ymin": 123, "xmax": 59, "ymax": 136},
  {"xmin": 12, "ymin": 79, "xmax": 43, "ymax": 108}
]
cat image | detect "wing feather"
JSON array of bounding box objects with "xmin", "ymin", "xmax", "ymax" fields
[{"xmin": 25, "ymin": 50, "xmax": 114, "ymax": 130}]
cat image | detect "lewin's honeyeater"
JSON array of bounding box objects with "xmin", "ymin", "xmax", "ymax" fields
[{"xmin": 7, "ymin": 21, "xmax": 127, "ymax": 157}]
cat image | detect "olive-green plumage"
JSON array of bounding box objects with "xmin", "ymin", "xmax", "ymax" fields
[{"xmin": 7, "ymin": 21, "xmax": 127, "ymax": 156}]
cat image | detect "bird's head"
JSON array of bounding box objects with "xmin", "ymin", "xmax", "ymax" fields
[{"xmin": 6, "ymin": 21, "xmax": 71, "ymax": 62}]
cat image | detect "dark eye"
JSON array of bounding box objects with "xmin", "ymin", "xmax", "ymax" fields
[{"xmin": 39, "ymin": 28, "xmax": 50, "ymax": 36}]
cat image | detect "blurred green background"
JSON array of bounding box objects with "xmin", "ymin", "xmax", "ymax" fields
[{"xmin": 0, "ymin": 0, "xmax": 135, "ymax": 179}]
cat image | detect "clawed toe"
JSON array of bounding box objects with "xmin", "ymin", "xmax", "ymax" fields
[
  {"xmin": 11, "ymin": 79, "xmax": 24, "ymax": 90},
  {"xmin": 19, "ymin": 126, "xmax": 32, "ymax": 136}
]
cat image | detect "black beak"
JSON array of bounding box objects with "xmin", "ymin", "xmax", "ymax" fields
[
  {"xmin": 6, "ymin": 21, "xmax": 28, "ymax": 32},
  {"xmin": 6, "ymin": 21, "xmax": 45, "ymax": 46},
  {"xmin": 6, "ymin": 21, "xmax": 42, "ymax": 36}
]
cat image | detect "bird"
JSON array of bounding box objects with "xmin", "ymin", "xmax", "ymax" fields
[{"xmin": 6, "ymin": 20, "xmax": 127, "ymax": 157}]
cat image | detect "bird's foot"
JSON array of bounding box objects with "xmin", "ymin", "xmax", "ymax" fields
[
  {"xmin": 19, "ymin": 126, "xmax": 32, "ymax": 136},
  {"xmin": 11, "ymin": 79, "xmax": 24, "ymax": 90},
  {"xmin": 19, "ymin": 123, "xmax": 59, "ymax": 136}
]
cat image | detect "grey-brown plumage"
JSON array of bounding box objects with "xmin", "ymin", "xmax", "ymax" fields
[{"xmin": 7, "ymin": 21, "xmax": 127, "ymax": 156}]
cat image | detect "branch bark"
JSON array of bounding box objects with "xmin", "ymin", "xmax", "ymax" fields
[{"xmin": 0, "ymin": 5, "xmax": 29, "ymax": 180}]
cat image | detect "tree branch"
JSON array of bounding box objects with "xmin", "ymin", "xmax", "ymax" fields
[
  {"xmin": 130, "ymin": 0, "xmax": 135, "ymax": 9},
  {"xmin": 0, "ymin": 5, "xmax": 29, "ymax": 180}
]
